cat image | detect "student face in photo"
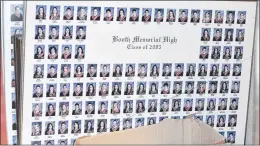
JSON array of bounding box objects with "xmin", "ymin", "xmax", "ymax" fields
[
  {"xmin": 215, "ymin": 29, "xmax": 221, "ymax": 37},
  {"xmin": 87, "ymin": 103, "xmax": 94, "ymax": 112},
  {"xmin": 37, "ymin": 6, "xmax": 45, "ymax": 19},
  {"xmin": 137, "ymin": 119, "xmax": 143, "ymax": 127},
  {"xmin": 78, "ymin": 27, "xmax": 85, "ymax": 37},
  {"xmin": 228, "ymin": 133, "xmax": 235, "ymax": 143},
  {"xmin": 234, "ymin": 65, "xmax": 241, "ymax": 74},
  {"xmin": 89, "ymin": 65, "xmax": 96, "ymax": 74},
  {"xmin": 173, "ymin": 100, "xmax": 180, "ymax": 109},
  {"xmin": 132, "ymin": 9, "xmax": 137, "ymax": 17},
  {"xmin": 35, "ymin": 85, "xmax": 42, "ymax": 94},
  {"xmin": 185, "ymin": 100, "xmax": 191, "ymax": 107},
  {"xmin": 93, "ymin": 8, "xmax": 98, "ymax": 16},
  {"xmin": 33, "ymin": 104, "xmax": 42, "ymax": 117},
  {"xmin": 45, "ymin": 123, "xmax": 55, "ymax": 135},
  {"xmin": 218, "ymin": 116, "xmax": 225, "ymax": 126},
  {"xmin": 180, "ymin": 10, "xmax": 186, "ymax": 18},
  {"xmin": 207, "ymin": 116, "xmax": 213, "ymax": 125},
  {"xmin": 111, "ymin": 120, "xmax": 119, "ymax": 130},
  {"xmin": 115, "ymin": 65, "xmax": 121, "ymax": 73},
  {"xmin": 228, "ymin": 12, "xmax": 234, "ymax": 20},
  {"xmin": 148, "ymin": 118, "xmax": 155, "ymax": 125},
  {"xmin": 220, "ymin": 99, "xmax": 226, "ymax": 107},
  {"xmin": 79, "ymin": 7, "xmax": 87, "ymax": 17},
  {"xmin": 198, "ymin": 100, "xmax": 203, "ymax": 108},
  {"xmin": 32, "ymin": 123, "xmax": 41, "ymax": 136},
  {"xmin": 50, "ymin": 27, "xmax": 58, "ymax": 36},
  {"xmin": 87, "ymin": 84, "xmax": 95, "ymax": 93},
  {"xmin": 193, "ymin": 11, "xmax": 198, "ymax": 18},
  {"xmin": 124, "ymin": 119, "xmax": 131, "ymax": 129},
  {"xmin": 145, "ymin": 9, "xmax": 150, "ymax": 17},
  {"xmin": 65, "ymin": 7, "xmax": 73, "ymax": 17}
]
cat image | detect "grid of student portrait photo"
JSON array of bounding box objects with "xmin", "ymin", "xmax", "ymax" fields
[{"xmin": 25, "ymin": 5, "xmax": 248, "ymax": 145}]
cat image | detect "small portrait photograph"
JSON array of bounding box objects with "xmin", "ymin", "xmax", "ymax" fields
[
  {"xmin": 154, "ymin": 8, "xmax": 164, "ymax": 22},
  {"xmin": 11, "ymin": 27, "xmax": 22, "ymax": 44},
  {"xmin": 233, "ymin": 64, "xmax": 242, "ymax": 76},
  {"xmin": 85, "ymin": 101, "xmax": 95, "ymax": 115},
  {"xmin": 100, "ymin": 64, "xmax": 110, "ymax": 77},
  {"xmin": 218, "ymin": 98, "xmax": 227, "ymax": 110},
  {"xmin": 60, "ymin": 83, "xmax": 70, "ymax": 97},
  {"xmin": 202, "ymin": 10, "xmax": 212, "ymax": 23},
  {"xmin": 31, "ymin": 141, "xmax": 41, "ymax": 145},
  {"xmin": 110, "ymin": 119, "xmax": 120, "ymax": 132},
  {"xmin": 213, "ymin": 28, "xmax": 222, "ymax": 41},
  {"xmin": 199, "ymin": 46, "xmax": 209, "ymax": 59},
  {"xmin": 45, "ymin": 102, "xmax": 56, "ymax": 116},
  {"xmin": 72, "ymin": 101, "xmax": 82, "ymax": 115},
  {"xmin": 224, "ymin": 29, "xmax": 234, "ymax": 42},
  {"xmin": 196, "ymin": 81, "xmax": 206, "ymax": 94},
  {"xmin": 123, "ymin": 118, "xmax": 132, "ymax": 130},
  {"xmin": 12, "ymin": 114, "xmax": 17, "ymax": 130},
  {"xmin": 149, "ymin": 81, "xmax": 159, "ymax": 94},
  {"xmin": 35, "ymin": 5, "xmax": 46, "ymax": 20},
  {"xmin": 125, "ymin": 64, "xmax": 135, "ymax": 77},
  {"xmin": 58, "ymin": 139, "xmax": 68, "ymax": 145},
  {"xmin": 123, "ymin": 100, "xmax": 133, "ymax": 113},
  {"xmin": 228, "ymin": 115, "xmax": 237, "ymax": 127},
  {"xmin": 46, "ymin": 84, "xmax": 57, "ymax": 97},
  {"xmin": 129, "ymin": 8, "xmax": 140, "ymax": 22},
  {"xmin": 137, "ymin": 82, "xmax": 146, "ymax": 95},
  {"xmin": 231, "ymin": 81, "xmax": 240, "ymax": 93},
  {"xmin": 150, "ymin": 63, "xmax": 160, "ymax": 77},
  {"xmin": 207, "ymin": 98, "xmax": 216, "ymax": 111},
  {"xmin": 59, "ymin": 102, "xmax": 69, "ymax": 116},
  {"xmin": 237, "ymin": 11, "xmax": 246, "ymax": 24},
  {"xmin": 11, "ymin": 49, "xmax": 14, "ymax": 66},
  {"xmin": 195, "ymin": 98, "xmax": 205, "ymax": 111},
  {"xmin": 33, "ymin": 64, "xmax": 44, "ymax": 78},
  {"xmin": 48, "ymin": 25, "xmax": 59, "ymax": 40},
  {"xmin": 76, "ymin": 26, "xmax": 86, "ymax": 40},
  {"xmin": 47, "ymin": 45, "xmax": 58, "ymax": 59},
  {"xmin": 214, "ymin": 10, "xmax": 224, "ymax": 24},
  {"xmin": 116, "ymin": 7, "xmax": 127, "ymax": 21},
  {"xmin": 206, "ymin": 115, "xmax": 215, "ymax": 127},
  {"xmin": 99, "ymin": 82, "xmax": 109, "ymax": 96},
  {"xmin": 32, "ymin": 103, "xmax": 42, "ymax": 117},
  {"xmin": 71, "ymin": 120, "xmax": 81, "ymax": 134},
  {"xmin": 31, "ymin": 122, "xmax": 42, "ymax": 136},
  {"xmin": 77, "ymin": 6, "xmax": 88, "ymax": 20},
  {"xmin": 223, "ymin": 46, "xmax": 232, "ymax": 59},
  {"xmin": 194, "ymin": 115, "xmax": 203, "ymax": 121},
  {"xmin": 111, "ymin": 82, "xmax": 122, "ymax": 95},
  {"xmin": 34, "ymin": 45, "xmax": 45, "ymax": 59},
  {"xmin": 90, "ymin": 7, "xmax": 101, "ymax": 21},
  {"xmin": 10, "ymin": 4, "xmax": 23, "ymax": 21},
  {"xmin": 201, "ymin": 28, "xmax": 211, "ymax": 41},
  {"xmin": 62, "ymin": 26, "xmax": 73, "ymax": 40},
  {"xmin": 147, "ymin": 117, "xmax": 156, "ymax": 125},
  {"xmin": 98, "ymin": 101, "xmax": 108, "ymax": 114},
  {"xmin": 211, "ymin": 46, "xmax": 221, "ymax": 59},
  {"xmin": 162, "ymin": 63, "xmax": 172, "ymax": 77},
  {"xmin": 135, "ymin": 118, "xmax": 145, "ymax": 128},
  {"xmin": 229, "ymin": 98, "xmax": 239, "ymax": 110},
  {"xmin": 174, "ymin": 63, "xmax": 184, "ymax": 76},
  {"xmin": 60, "ymin": 64, "xmax": 71, "ymax": 78},
  {"xmin": 166, "ymin": 9, "xmax": 176, "ymax": 22},
  {"xmin": 236, "ymin": 29, "xmax": 245, "ymax": 42},
  {"xmin": 45, "ymin": 140, "xmax": 54, "ymax": 145},
  {"xmin": 32, "ymin": 84, "xmax": 43, "ymax": 98},
  {"xmin": 234, "ymin": 46, "xmax": 243, "ymax": 59},
  {"xmin": 208, "ymin": 81, "xmax": 218, "ymax": 94},
  {"xmin": 185, "ymin": 81, "xmax": 194, "ymax": 94},
  {"xmin": 161, "ymin": 81, "xmax": 171, "ymax": 94},
  {"xmin": 226, "ymin": 11, "xmax": 235, "ymax": 24},
  {"xmin": 209, "ymin": 64, "xmax": 219, "ymax": 77},
  {"xmin": 226, "ymin": 131, "xmax": 236, "ymax": 143},
  {"xmin": 190, "ymin": 9, "xmax": 200, "ymax": 23},
  {"xmin": 75, "ymin": 45, "xmax": 85, "ymax": 59},
  {"xmin": 221, "ymin": 64, "xmax": 231, "ymax": 76},
  {"xmin": 103, "ymin": 7, "xmax": 114, "ymax": 21},
  {"xmin": 216, "ymin": 115, "xmax": 226, "ymax": 127},
  {"xmin": 97, "ymin": 119, "xmax": 107, "ymax": 132},
  {"xmin": 35, "ymin": 25, "xmax": 46, "ymax": 39},
  {"xmin": 86, "ymin": 83, "xmax": 96, "ymax": 96},
  {"xmin": 172, "ymin": 98, "xmax": 181, "ymax": 112},
  {"xmin": 172, "ymin": 116, "xmax": 181, "ymax": 119},
  {"xmin": 12, "ymin": 93, "xmax": 16, "ymax": 109},
  {"xmin": 84, "ymin": 120, "xmax": 94, "ymax": 133},
  {"xmin": 74, "ymin": 64, "xmax": 84, "ymax": 78},
  {"xmin": 63, "ymin": 6, "xmax": 74, "ymax": 20},
  {"xmin": 142, "ymin": 8, "xmax": 152, "ymax": 22},
  {"xmin": 159, "ymin": 116, "xmax": 168, "ymax": 122},
  {"xmin": 136, "ymin": 100, "xmax": 145, "ymax": 113},
  {"xmin": 113, "ymin": 64, "xmax": 123, "ymax": 77},
  {"xmin": 49, "ymin": 6, "xmax": 60, "ymax": 20},
  {"xmin": 220, "ymin": 81, "xmax": 229, "ymax": 94},
  {"xmin": 45, "ymin": 121, "xmax": 55, "ymax": 135},
  {"xmin": 178, "ymin": 9, "xmax": 188, "ymax": 22},
  {"xmin": 47, "ymin": 64, "xmax": 58, "ymax": 78},
  {"xmin": 183, "ymin": 99, "xmax": 193, "ymax": 111},
  {"xmin": 148, "ymin": 99, "xmax": 157, "ymax": 112},
  {"xmin": 186, "ymin": 63, "xmax": 196, "ymax": 77},
  {"xmin": 160, "ymin": 99, "xmax": 169, "ymax": 112},
  {"xmin": 87, "ymin": 64, "xmax": 97, "ymax": 77},
  {"xmin": 198, "ymin": 63, "xmax": 208, "ymax": 76},
  {"xmin": 111, "ymin": 100, "xmax": 121, "ymax": 114},
  {"xmin": 138, "ymin": 63, "xmax": 148, "ymax": 77},
  {"xmin": 124, "ymin": 82, "xmax": 134, "ymax": 95},
  {"xmin": 11, "ymin": 71, "xmax": 15, "ymax": 87}
]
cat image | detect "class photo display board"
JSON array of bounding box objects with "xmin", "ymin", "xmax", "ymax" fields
[{"xmin": 21, "ymin": 1, "xmax": 256, "ymax": 145}]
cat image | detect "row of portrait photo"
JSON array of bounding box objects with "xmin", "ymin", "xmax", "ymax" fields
[{"xmin": 31, "ymin": 5, "xmax": 247, "ymax": 25}]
